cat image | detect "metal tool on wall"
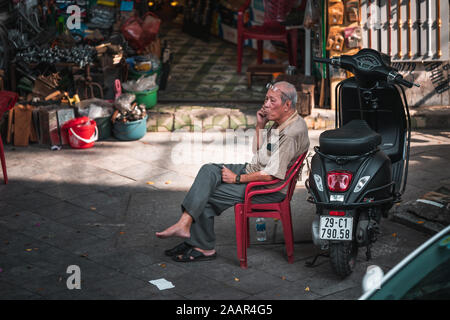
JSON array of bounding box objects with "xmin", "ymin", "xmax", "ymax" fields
[
  {"xmin": 427, "ymin": 0, "xmax": 432, "ymax": 57},
  {"xmin": 436, "ymin": 0, "xmax": 441, "ymax": 58},
  {"xmin": 376, "ymin": 0, "xmax": 381, "ymax": 51},
  {"xmin": 367, "ymin": 0, "xmax": 372, "ymax": 48},
  {"xmin": 387, "ymin": 0, "xmax": 391, "ymax": 56},
  {"xmin": 397, "ymin": 0, "xmax": 402, "ymax": 58},
  {"xmin": 75, "ymin": 64, "xmax": 104, "ymax": 100},
  {"xmin": 415, "ymin": 0, "xmax": 421, "ymax": 57},
  {"xmin": 407, "ymin": 0, "xmax": 412, "ymax": 58}
]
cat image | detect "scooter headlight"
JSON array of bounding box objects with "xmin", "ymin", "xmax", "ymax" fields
[
  {"xmin": 354, "ymin": 176, "xmax": 371, "ymax": 193},
  {"xmin": 313, "ymin": 174, "xmax": 324, "ymax": 192}
]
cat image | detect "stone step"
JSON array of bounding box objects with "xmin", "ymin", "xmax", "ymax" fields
[
  {"xmin": 145, "ymin": 105, "xmax": 336, "ymax": 132},
  {"xmin": 145, "ymin": 105, "xmax": 450, "ymax": 132}
]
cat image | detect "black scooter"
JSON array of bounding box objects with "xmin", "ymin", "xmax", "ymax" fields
[{"xmin": 305, "ymin": 49, "xmax": 419, "ymax": 278}]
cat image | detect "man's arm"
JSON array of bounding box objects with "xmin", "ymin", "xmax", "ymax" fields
[
  {"xmin": 221, "ymin": 166, "xmax": 275, "ymax": 184},
  {"xmin": 239, "ymin": 170, "xmax": 274, "ymax": 183},
  {"xmin": 253, "ymin": 108, "xmax": 269, "ymax": 152}
]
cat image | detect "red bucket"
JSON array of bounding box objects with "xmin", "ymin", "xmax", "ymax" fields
[{"xmin": 62, "ymin": 117, "xmax": 98, "ymax": 149}]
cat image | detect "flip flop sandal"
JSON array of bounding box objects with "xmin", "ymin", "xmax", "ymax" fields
[
  {"xmin": 164, "ymin": 242, "xmax": 192, "ymax": 257},
  {"xmin": 172, "ymin": 248, "xmax": 217, "ymax": 262}
]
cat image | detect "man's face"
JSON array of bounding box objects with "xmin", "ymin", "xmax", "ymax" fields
[{"xmin": 262, "ymin": 87, "xmax": 288, "ymax": 121}]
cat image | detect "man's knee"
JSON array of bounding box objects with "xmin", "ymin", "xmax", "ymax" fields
[{"xmin": 199, "ymin": 163, "xmax": 218, "ymax": 174}]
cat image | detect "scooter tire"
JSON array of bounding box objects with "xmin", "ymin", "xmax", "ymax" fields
[{"xmin": 329, "ymin": 241, "xmax": 358, "ymax": 278}]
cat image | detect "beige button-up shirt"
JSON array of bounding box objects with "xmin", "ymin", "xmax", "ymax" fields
[{"xmin": 245, "ymin": 111, "xmax": 310, "ymax": 194}]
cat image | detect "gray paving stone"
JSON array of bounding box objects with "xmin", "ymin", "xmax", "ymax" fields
[
  {"xmin": 131, "ymin": 261, "xmax": 190, "ymax": 283},
  {"xmin": 82, "ymin": 273, "xmax": 149, "ymax": 297},
  {"xmin": 88, "ymin": 249, "xmax": 156, "ymax": 274},
  {"xmin": 0, "ymin": 211, "xmax": 48, "ymax": 233},
  {"xmin": 168, "ymin": 272, "xmax": 249, "ymax": 300},
  {"xmin": 39, "ymin": 183, "xmax": 100, "ymax": 201},
  {"xmin": 66, "ymin": 190, "xmax": 127, "ymax": 210},
  {"xmin": 4, "ymin": 192, "xmax": 61, "ymax": 211},
  {"xmin": 44, "ymin": 288, "xmax": 115, "ymax": 300},
  {"xmin": 0, "ymin": 263, "xmax": 55, "ymax": 289},
  {"xmin": 248, "ymin": 280, "xmax": 321, "ymax": 300},
  {"xmin": 0, "ymin": 129, "xmax": 447, "ymax": 300},
  {"xmin": 0, "ymin": 281, "xmax": 42, "ymax": 299},
  {"xmin": 0, "ymin": 201, "xmax": 21, "ymax": 217},
  {"xmin": 225, "ymin": 268, "xmax": 288, "ymax": 296},
  {"xmin": 31, "ymin": 201, "xmax": 93, "ymax": 221}
]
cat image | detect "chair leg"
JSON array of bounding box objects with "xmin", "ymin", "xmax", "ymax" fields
[
  {"xmin": 246, "ymin": 218, "xmax": 250, "ymax": 248},
  {"xmin": 237, "ymin": 34, "xmax": 244, "ymax": 73},
  {"xmin": 257, "ymin": 40, "xmax": 263, "ymax": 64},
  {"xmin": 234, "ymin": 205, "xmax": 248, "ymax": 269},
  {"xmin": 0, "ymin": 138, "xmax": 7, "ymax": 184},
  {"xmin": 280, "ymin": 208, "xmax": 295, "ymax": 264}
]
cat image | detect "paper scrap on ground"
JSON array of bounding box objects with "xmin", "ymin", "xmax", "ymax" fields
[{"xmin": 149, "ymin": 278, "xmax": 175, "ymax": 290}]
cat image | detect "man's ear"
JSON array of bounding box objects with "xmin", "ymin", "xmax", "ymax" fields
[{"xmin": 285, "ymin": 100, "xmax": 292, "ymax": 110}]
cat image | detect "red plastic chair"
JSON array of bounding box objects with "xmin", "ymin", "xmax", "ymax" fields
[
  {"xmin": 237, "ymin": 0, "xmax": 298, "ymax": 73},
  {"xmin": 234, "ymin": 152, "xmax": 307, "ymax": 269},
  {"xmin": 0, "ymin": 91, "xmax": 18, "ymax": 184}
]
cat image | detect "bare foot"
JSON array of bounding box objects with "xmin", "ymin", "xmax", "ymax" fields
[
  {"xmin": 194, "ymin": 247, "xmax": 216, "ymax": 256},
  {"xmin": 156, "ymin": 212, "xmax": 192, "ymax": 239},
  {"xmin": 155, "ymin": 223, "xmax": 190, "ymax": 239}
]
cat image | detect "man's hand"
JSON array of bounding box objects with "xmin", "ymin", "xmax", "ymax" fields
[
  {"xmin": 221, "ymin": 165, "xmax": 237, "ymax": 184},
  {"xmin": 256, "ymin": 107, "xmax": 268, "ymax": 129}
]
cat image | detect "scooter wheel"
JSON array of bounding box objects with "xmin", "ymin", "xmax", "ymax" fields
[{"xmin": 329, "ymin": 241, "xmax": 358, "ymax": 278}]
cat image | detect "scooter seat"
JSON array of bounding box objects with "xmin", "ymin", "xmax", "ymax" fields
[{"xmin": 319, "ymin": 120, "xmax": 381, "ymax": 156}]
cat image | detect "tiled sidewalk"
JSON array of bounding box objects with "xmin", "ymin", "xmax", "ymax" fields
[{"xmin": 1, "ymin": 129, "xmax": 445, "ymax": 300}]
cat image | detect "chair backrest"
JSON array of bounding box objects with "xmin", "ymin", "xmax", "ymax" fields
[
  {"xmin": 285, "ymin": 152, "xmax": 307, "ymax": 201},
  {"xmin": 264, "ymin": 0, "xmax": 296, "ymax": 24},
  {"xmin": 0, "ymin": 91, "xmax": 18, "ymax": 118}
]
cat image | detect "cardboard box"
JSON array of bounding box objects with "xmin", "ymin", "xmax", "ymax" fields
[
  {"xmin": 38, "ymin": 107, "xmax": 60, "ymax": 146},
  {"xmin": 13, "ymin": 104, "xmax": 33, "ymax": 147},
  {"xmin": 221, "ymin": 23, "xmax": 238, "ymax": 44}
]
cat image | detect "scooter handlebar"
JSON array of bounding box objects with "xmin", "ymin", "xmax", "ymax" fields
[
  {"xmin": 313, "ymin": 57, "xmax": 331, "ymax": 64},
  {"xmin": 395, "ymin": 77, "xmax": 414, "ymax": 88}
]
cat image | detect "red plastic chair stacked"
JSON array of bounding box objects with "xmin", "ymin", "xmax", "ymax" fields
[
  {"xmin": 0, "ymin": 91, "xmax": 18, "ymax": 184},
  {"xmin": 237, "ymin": 0, "xmax": 297, "ymax": 73},
  {"xmin": 234, "ymin": 152, "xmax": 307, "ymax": 268}
]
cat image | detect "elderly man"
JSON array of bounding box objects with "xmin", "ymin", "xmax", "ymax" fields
[{"xmin": 156, "ymin": 81, "xmax": 310, "ymax": 262}]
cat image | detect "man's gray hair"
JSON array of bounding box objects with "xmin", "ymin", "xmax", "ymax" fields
[{"xmin": 274, "ymin": 81, "xmax": 297, "ymax": 108}]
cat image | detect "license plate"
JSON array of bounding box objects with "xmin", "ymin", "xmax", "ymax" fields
[{"xmin": 319, "ymin": 216, "xmax": 353, "ymax": 240}]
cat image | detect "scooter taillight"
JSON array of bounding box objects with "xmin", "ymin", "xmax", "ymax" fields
[
  {"xmin": 327, "ymin": 171, "xmax": 352, "ymax": 192},
  {"xmin": 329, "ymin": 211, "xmax": 346, "ymax": 216}
]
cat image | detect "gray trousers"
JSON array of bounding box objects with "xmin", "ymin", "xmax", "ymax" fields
[{"xmin": 181, "ymin": 163, "xmax": 286, "ymax": 250}]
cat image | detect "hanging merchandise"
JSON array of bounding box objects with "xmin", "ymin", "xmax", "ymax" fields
[
  {"xmin": 89, "ymin": 5, "xmax": 116, "ymax": 29},
  {"xmin": 345, "ymin": 0, "xmax": 359, "ymax": 23},
  {"xmin": 121, "ymin": 12, "xmax": 161, "ymax": 52},
  {"xmin": 303, "ymin": 0, "xmax": 320, "ymax": 29},
  {"xmin": 326, "ymin": 26, "xmax": 344, "ymax": 52},
  {"xmin": 325, "ymin": 0, "xmax": 362, "ymax": 110},
  {"xmin": 344, "ymin": 26, "xmax": 362, "ymax": 49},
  {"xmin": 141, "ymin": 12, "xmax": 161, "ymax": 43},
  {"xmin": 328, "ymin": 0, "xmax": 344, "ymax": 25}
]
